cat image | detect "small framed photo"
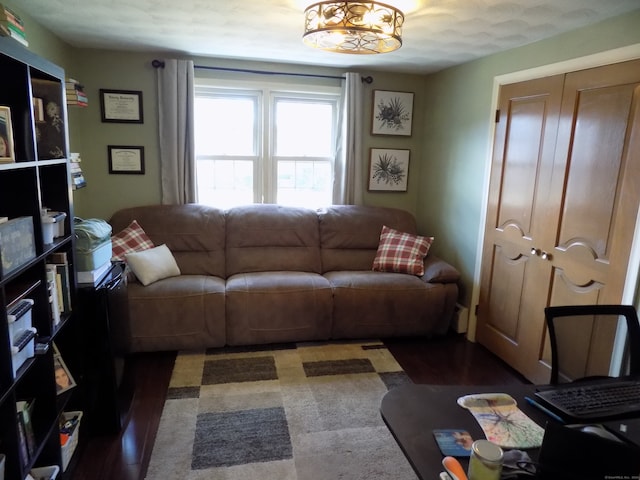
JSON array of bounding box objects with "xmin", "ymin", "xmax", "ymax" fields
[
  {"xmin": 0, "ymin": 106, "xmax": 16, "ymax": 163},
  {"xmin": 54, "ymin": 352, "xmax": 76, "ymax": 395},
  {"xmin": 368, "ymin": 148, "xmax": 410, "ymax": 192},
  {"xmin": 100, "ymin": 89, "xmax": 144, "ymax": 123},
  {"xmin": 108, "ymin": 145, "xmax": 145, "ymax": 174},
  {"xmin": 371, "ymin": 90, "xmax": 414, "ymax": 136}
]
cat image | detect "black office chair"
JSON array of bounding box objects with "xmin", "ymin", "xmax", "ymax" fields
[{"xmin": 544, "ymin": 304, "xmax": 640, "ymax": 384}]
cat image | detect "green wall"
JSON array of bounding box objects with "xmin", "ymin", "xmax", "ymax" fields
[
  {"xmin": 417, "ymin": 10, "xmax": 640, "ymax": 307},
  {"xmin": 5, "ymin": 0, "xmax": 640, "ymax": 314}
]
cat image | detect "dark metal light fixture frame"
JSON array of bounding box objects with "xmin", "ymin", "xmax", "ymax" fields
[{"xmin": 303, "ymin": 1, "xmax": 404, "ymax": 54}]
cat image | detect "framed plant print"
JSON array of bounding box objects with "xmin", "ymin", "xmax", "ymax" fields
[
  {"xmin": 108, "ymin": 145, "xmax": 145, "ymax": 174},
  {"xmin": 0, "ymin": 106, "xmax": 15, "ymax": 163},
  {"xmin": 368, "ymin": 148, "xmax": 410, "ymax": 192},
  {"xmin": 371, "ymin": 90, "xmax": 414, "ymax": 136},
  {"xmin": 100, "ymin": 89, "xmax": 144, "ymax": 123}
]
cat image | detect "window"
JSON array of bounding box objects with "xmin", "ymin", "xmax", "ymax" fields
[{"xmin": 194, "ymin": 80, "xmax": 341, "ymax": 209}]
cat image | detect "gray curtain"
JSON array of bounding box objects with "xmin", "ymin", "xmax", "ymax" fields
[
  {"xmin": 333, "ymin": 72, "xmax": 364, "ymax": 205},
  {"xmin": 156, "ymin": 59, "xmax": 195, "ymax": 204}
]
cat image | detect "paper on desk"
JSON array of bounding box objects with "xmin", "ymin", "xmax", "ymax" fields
[{"xmin": 457, "ymin": 393, "xmax": 544, "ymax": 449}]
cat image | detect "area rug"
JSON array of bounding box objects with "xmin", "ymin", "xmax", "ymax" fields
[{"xmin": 145, "ymin": 340, "xmax": 418, "ymax": 480}]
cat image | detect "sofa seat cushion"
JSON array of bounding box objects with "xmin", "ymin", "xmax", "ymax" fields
[
  {"xmin": 127, "ymin": 274, "xmax": 226, "ymax": 352},
  {"xmin": 325, "ymin": 271, "xmax": 451, "ymax": 339},
  {"xmin": 226, "ymin": 271, "xmax": 333, "ymax": 345}
]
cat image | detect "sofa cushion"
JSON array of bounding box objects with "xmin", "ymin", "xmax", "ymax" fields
[
  {"xmin": 126, "ymin": 244, "xmax": 181, "ymax": 286},
  {"xmin": 226, "ymin": 205, "xmax": 322, "ymax": 276},
  {"xmin": 318, "ymin": 205, "xmax": 418, "ymax": 272},
  {"xmin": 325, "ymin": 271, "xmax": 451, "ymax": 338},
  {"xmin": 111, "ymin": 219, "xmax": 154, "ymax": 261},
  {"xmin": 110, "ymin": 204, "xmax": 226, "ymax": 278},
  {"xmin": 226, "ymin": 271, "xmax": 332, "ymax": 345},
  {"xmin": 126, "ymin": 275, "xmax": 226, "ymax": 352},
  {"xmin": 372, "ymin": 226, "xmax": 433, "ymax": 276}
]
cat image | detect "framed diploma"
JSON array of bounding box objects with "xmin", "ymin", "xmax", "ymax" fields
[
  {"xmin": 100, "ymin": 89, "xmax": 144, "ymax": 123},
  {"xmin": 108, "ymin": 145, "xmax": 145, "ymax": 174}
]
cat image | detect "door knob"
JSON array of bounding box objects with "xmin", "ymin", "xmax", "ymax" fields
[
  {"xmin": 530, "ymin": 248, "xmax": 540, "ymax": 256},
  {"xmin": 541, "ymin": 251, "xmax": 552, "ymax": 261}
]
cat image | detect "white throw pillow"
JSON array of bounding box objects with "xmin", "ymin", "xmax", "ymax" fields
[{"xmin": 125, "ymin": 244, "xmax": 181, "ymax": 286}]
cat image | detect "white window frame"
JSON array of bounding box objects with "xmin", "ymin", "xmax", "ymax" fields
[{"xmin": 195, "ymin": 77, "xmax": 341, "ymax": 207}]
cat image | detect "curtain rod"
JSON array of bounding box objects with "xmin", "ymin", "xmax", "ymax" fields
[{"xmin": 151, "ymin": 59, "xmax": 373, "ymax": 83}]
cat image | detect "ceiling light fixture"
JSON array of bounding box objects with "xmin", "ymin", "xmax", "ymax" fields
[{"xmin": 303, "ymin": 1, "xmax": 404, "ymax": 54}]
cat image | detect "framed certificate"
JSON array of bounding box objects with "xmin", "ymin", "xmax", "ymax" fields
[
  {"xmin": 108, "ymin": 145, "xmax": 145, "ymax": 174},
  {"xmin": 100, "ymin": 89, "xmax": 143, "ymax": 123}
]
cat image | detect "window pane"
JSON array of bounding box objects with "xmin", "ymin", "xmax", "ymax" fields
[
  {"xmin": 275, "ymin": 101, "xmax": 333, "ymax": 157},
  {"xmin": 196, "ymin": 159, "xmax": 254, "ymax": 208},
  {"xmin": 195, "ymin": 97, "xmax": 255, "ymax": 155},
  {"xmin": 277, "ymin": 160, "xmax": 331, "ymax": 208}
]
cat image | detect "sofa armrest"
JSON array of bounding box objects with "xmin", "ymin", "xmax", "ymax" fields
[{"xmin": 420, "ymin": 254, "xmax": 460, "ymax": 284}]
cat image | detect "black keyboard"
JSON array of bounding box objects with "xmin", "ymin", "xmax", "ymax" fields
[{"xmin": 535, "ymin": 379, "xmax": 640, "ymax": 421}]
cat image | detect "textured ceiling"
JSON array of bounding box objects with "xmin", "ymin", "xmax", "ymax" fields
[{"xmin": 17, "ymin": 0, "xmax": 640, "ymax": 74}]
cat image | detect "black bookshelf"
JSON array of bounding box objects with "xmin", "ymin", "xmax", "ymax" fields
[{"xmin": 0, "ymin": 36, "xmax": 81, "ymax": 479}]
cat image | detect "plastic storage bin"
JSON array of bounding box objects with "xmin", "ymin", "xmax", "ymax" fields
[
  {"xmin": 0, "ymin": 216, "xmax": 36, "ymax": 277},
  {"xmin": 7, "ymin": 299, "xmax": 36, "ymax": 378},
  {"xmin": 60, "ymin": 411, "xmax": 83, "ymax": 471},
  {"xmin": 49, "ymin": 211, "xmax": 67, "ymax": 238},
  {"xmin": 41, "ymin": 215, "xmax": 55, "ymax": 244},
  {"xmin": 74, "ymin": 218, "xmax": 112, "ymax": 271},
  {"xmin": 30, "ymin": 465, "xmax": 60, "ymax": 479},
  {"xmin": 76, "ymin": 240, "xmax": 111, "ymax": 272}
]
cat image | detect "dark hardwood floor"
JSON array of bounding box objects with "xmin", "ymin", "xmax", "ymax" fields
[{"xmin": 70, "ymin": 332, "xmax": 528, "ymax": 480}]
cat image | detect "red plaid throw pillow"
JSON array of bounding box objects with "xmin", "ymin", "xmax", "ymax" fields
[
  {"xmin": 372, "ymin": 225, "xmax": 433, "ymax": 276},
  {"xmin": 111, "ymin": 220, "xmax": 155, "ymax": 262}
]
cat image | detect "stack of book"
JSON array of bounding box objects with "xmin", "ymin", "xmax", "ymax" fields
[
  {"xmin": 0, "ymin": 4, "xmax": 28, "ymax": 47},
  {"xmin": 70, "ymin": 152, "xmax": 86, "ymax": 189},
  {"xmin": 66, "ymin": 78, "xmax": 88, "ymax": 107}
]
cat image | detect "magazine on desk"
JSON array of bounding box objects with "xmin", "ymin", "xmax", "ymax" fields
[{"xmin": 457, "ymin": 393, "xmax": 545, "ymax": 448}]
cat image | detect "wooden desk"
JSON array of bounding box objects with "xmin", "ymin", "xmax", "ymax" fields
[{"xmin": 380, "ymin": 384, "xmax": 551, "ymax": 480}]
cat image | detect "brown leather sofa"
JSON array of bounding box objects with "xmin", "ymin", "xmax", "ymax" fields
[{"xmin": 109, "ymin": 204, "xmax": 460, "ymax": 352}]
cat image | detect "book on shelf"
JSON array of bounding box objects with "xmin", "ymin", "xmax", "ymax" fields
[
  {"xmin": 0, "ymin": 3, "xmax": 25, "ymax": 26},
  {"xmin": 32, "ymin": 97, "xmax": 45, "ymax": 122},
  {"xmin": 71, "ymin": 171, "xmax": 86, "ymax": 189},
  {"xmin": 0, "ymin": 14, "xmax": 23, "ymax": 32},
  {"xmin": 45, "ymin": 265, "xmax": 61, "ymax": 326},
  {"xmin": 67, "ymin": 99, "xmax": 88, "ymax": 107},
  {"xmin": 65, "ymin": 78, "xmax": 83, "ymax": 89},
  {"xmin": 48, "ymin": 252, "xmax": 72, "ymax": 314},
  {"xmin": 16, "ymin": 410, "xmax": 30, "ymax": 467},
  {"xmin": 16, "ymin": 399, "xmax": 36, "ymax": 460},
  {"xmin": 66, "ymin": 91, "xmax": 87, "ymax": 100},
  {"xmin": 0, "ymin": 18, "xmax": 23, "ymax": 37},
  {"xmin": 0, "ymin": 22, "xmax": 28, "ymax": 46},
  {"xmin": 77, "ymin": 260, "xmax": 111, "ymax": 285}
]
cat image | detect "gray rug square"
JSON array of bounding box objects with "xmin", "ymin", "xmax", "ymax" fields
[
  {"xmin": 202, "ymin": 355, "xmax": 278, "ymax": 384},
  {"xmin": 192, "ymin": 406, "xmax": 292, "ymax": 469},
  {"xmin": 303, "ymin": 358, "xmax": 375, "ymax": 377}
]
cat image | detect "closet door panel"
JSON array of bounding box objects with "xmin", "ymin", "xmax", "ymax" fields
[
  {"xmin": 477, "ymin": 75, "xmax": 564, "ymax": 374},
  {"xmin": 550, "ymin": 61, "xmax": 640, "ymax": 300}
]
